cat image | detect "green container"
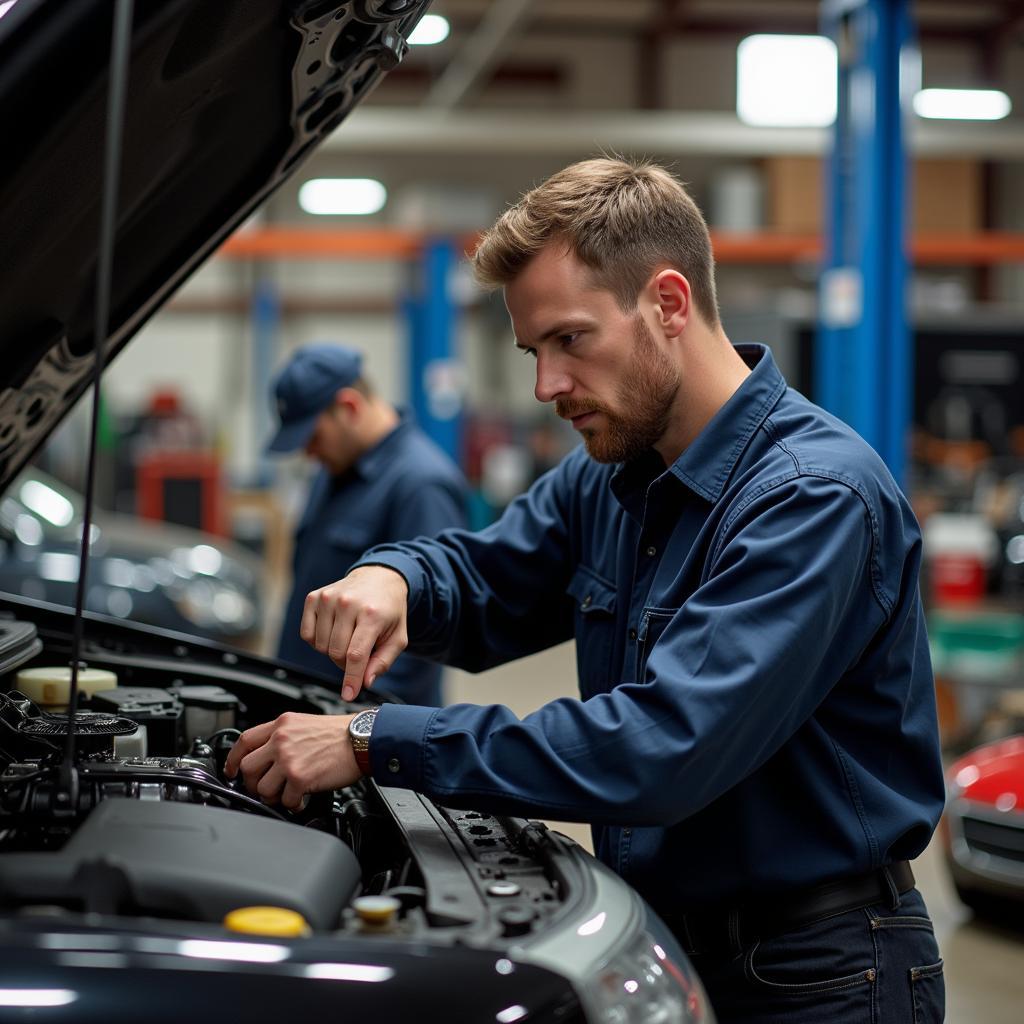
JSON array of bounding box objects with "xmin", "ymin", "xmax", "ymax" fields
[{"xmin": 928, "ymin": 610, "xmax": 1024, "ymax": 686}]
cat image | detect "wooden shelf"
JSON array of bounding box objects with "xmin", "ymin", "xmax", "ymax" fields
[{"xmin": 216, "ymin": 227, "xmax": 1024, "ymax": 266}]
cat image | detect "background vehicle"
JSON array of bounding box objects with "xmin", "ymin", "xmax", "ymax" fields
[
  {"xmin": 943, "ymin": 735, "xmax": 1024, "ymax": 922},
  {"xmin": 0, "ymin": 468, "xmax": 262, "ymax": 643}
]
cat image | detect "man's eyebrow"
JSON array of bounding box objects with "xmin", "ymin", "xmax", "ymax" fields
[{"xmin": 513, "ymin": 321, "xmax": 589, "ymax": 348}]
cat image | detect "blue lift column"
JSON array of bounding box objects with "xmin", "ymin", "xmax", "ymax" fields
[
  {"xmin": 405, "ymin": 238, "xmax": 463, "ymax": 462},
  {"xmin": 817, "ymin": 0, "xmax": 915, "ymax": 484},
  {"xmin": 250, "ymin": 276, "xmax": 280, "ymax": 488}
]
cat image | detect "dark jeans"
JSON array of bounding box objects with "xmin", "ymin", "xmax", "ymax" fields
[{"xmin": 687, "ymin": 888, "xmax": 944, "ymax": 1024}]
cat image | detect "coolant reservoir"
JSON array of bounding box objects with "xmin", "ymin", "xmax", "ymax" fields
[
  {"xmin": 15, "ymin": 666, "xmax": 118, "ymax": 711},
  {"xmin": 352, "ymin": 895, "xmax": 401, "ymax": 932}
]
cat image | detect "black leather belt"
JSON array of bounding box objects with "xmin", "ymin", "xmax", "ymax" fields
[{"xmin": 665, "ymin": 861, "xmax": 916, "ymax": 957}]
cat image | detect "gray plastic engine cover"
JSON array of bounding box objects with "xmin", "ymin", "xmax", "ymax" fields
[{"xmin": 0, "ymin": 798, "xmax": 360, "ymax": 930}]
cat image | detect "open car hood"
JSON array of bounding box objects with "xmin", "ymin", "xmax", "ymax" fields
[{"xmin": 0, "ymin": 0, "xmax": 429, "ymax": 491}]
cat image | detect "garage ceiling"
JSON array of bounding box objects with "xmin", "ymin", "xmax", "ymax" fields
[
  {"xmin": 380, "ymin": 0, "xmax": 1024, "ymax": 111},
  {"xmin": 311, "ymin": 0, "xmax": 1024, "ymax": 159}
]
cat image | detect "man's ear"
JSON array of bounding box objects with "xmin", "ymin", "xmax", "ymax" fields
[
  {"xmin": 650, "ymin": 269, "xmax": 690, "ymax": 338},
  {"xmin": 333, "ymin": 387, "xmax": 362, "ymax": 418}
]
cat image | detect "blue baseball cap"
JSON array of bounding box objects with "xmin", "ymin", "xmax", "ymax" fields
[{"xmin": 266, "ymin": 344, "xmax": 364, "ymax": 454}]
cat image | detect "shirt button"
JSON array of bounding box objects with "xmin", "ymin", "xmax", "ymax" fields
[
  {"xmin": 387, "ymin": 758, "xmax": 401, "ymax": 773},
  {"xmin": 646, "ymin": 545, "xmax": 657, "ymax": 557},
  {"xmin": 628, "ymin": 628, "xmax": 637, "ymax": 642},
  {"xmin": 581, "ymin": 594, "xmax": 593, "ymax": 609}
]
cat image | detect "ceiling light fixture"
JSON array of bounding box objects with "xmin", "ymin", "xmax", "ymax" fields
[
  {"xmin": 408, "ymin": 14, "xmax": 450, "ymax": 46},
  {"xmin": 913, "ymin": 88, "xmax": 1011, "ymax": 121},
  {"xmin": 737, "ymin": 34, "xmax": 837, "ymax": 127},
  {"xmin": 298, "ymin": 178, "xmax": 387, "ymax": 216}
]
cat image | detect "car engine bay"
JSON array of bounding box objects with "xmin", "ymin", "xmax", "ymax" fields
[{"xmin": 0, "ymin": 603, "xmax": 574, "ymax": 944}]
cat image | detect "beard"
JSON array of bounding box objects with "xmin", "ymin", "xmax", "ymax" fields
[{"xmin": 556, "ymin": 315, "xmax": 679, "ymax": 464}]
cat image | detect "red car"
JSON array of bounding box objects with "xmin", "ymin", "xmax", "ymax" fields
[{"xmin": 943, "ymin": 735, "xmax": 1024, "ymax": 918}]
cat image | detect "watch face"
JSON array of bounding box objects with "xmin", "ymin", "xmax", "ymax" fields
[{"xmin": 351, "ymin": 709, "xmax": 377, "ymax": 739}]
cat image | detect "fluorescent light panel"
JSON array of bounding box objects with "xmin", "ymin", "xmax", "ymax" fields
[
  {"xmin": 408, "ymin": 14, "xmax": 449, "ymax": 46},
  {"xmin": 737, "ymin": 35, "xmax": 838, "ymax": 127},
  {"xmin": 299, "ymin": 178, "xmax": 387, "ymax": 216},
  {"xmin": 738, "ymin": 35, "xmax": 1013, "ymax": 127},
  {"xmin": 913, "ymin": 88, "xmax": 1011, "ymax": 120}
]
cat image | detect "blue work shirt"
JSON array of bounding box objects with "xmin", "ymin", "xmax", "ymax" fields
[
  {"xmin": 277, "ymin": 413, "xmax": 467, "ymax": 706},
  {"xmin": 356, "ymin": 346, "xmax": 945, "ymax": 911}
]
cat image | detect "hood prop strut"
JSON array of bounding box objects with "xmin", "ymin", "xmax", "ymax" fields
[{"xmin": 58, "ymin": 0, "xmax": 136, "ymax": 811}]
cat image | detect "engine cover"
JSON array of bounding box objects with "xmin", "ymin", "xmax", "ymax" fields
[{"xmin": 0, "ymin": 797, "xmax": 360, "ymax": 930}]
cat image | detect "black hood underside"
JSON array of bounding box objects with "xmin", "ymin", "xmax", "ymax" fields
[{"xmin": 0, "ymin": 0, "xmax": 428, "ymax": 490}]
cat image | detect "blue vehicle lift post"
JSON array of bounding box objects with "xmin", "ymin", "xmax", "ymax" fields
[
  {"xmin": 404, "ymin": 238, "xmax": 463, "ymax": 462},
  {"xmin": 817, "ymin": 0, "xmax": 916, "ymax": 484},
  {"xmin": 251, "ymin": 276, "xmax": 280, "ymax": 488}
]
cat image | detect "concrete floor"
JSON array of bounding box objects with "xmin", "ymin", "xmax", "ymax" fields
[{"xmin": 446, "ymin": 641, "xmax": 1024, "ymax": 1024}]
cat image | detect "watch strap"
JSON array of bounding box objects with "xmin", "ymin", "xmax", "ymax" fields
[{"xmin": 350, "ymin": 706, "xmax": 379, "ymax": 775}]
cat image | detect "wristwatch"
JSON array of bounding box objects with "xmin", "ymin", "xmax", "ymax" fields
[{"xmin": 348, "ymin": 706, "xmax": 380, "ymax": 775}]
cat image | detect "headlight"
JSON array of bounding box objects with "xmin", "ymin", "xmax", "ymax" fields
[
  {"xmin": 174, "ymin": 577, "xmax": 257, "ymax": 633},
  {"xmin": 514, "ymin": 855, "xmax": 714, "ymax": 1023},
  {"xmin": 583, "ymin": 926, "xmax": 708, "ymax": 1024}
]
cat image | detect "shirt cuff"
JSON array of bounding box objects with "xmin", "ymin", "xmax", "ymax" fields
[
  {"xmin": 351, "ymin": 550, "xmax": 426, "ymax": 610},
  {"xmin": 368, "ymin": 703, "xmax": 439, "ymax": 789}
]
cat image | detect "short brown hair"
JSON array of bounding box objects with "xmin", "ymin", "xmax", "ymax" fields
[{"xmin": 473, "ymin": 157, "xmax": 719, "ymax": 327}]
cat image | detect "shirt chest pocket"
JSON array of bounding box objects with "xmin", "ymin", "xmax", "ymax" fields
[{"xmin": 566, "ymin": 566, "xmax": 618, "ymax": 698}]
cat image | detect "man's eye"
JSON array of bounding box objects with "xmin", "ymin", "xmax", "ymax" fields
[{"xmin": 560, "ymin": 333, "xmax": 579, "ymax": 346}]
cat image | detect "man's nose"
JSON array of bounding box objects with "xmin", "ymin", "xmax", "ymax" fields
[{"xmin": 534, "ymin": 352, "xmax": 571, "ymax": 404}]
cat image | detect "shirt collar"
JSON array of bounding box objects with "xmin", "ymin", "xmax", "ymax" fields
[
  {"xmin": 670, "ymin": 344, "xmax": 786, "ymax": 502},
  {"xmin": 612, "ymin": 344, "xmax": 787, "ymax": 507},
  {"xmin": 352, "ymin": 408, "xmax": 413, "ymax": 479}
]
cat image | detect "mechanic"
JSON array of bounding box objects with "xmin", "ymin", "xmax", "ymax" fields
[
  {"xmin": 265, "ymin": 343, "xmax": 467, "ymax": 706},
  {"xmin": 229, "ymin": 159, "xmax": 946, "ymax": 1023}
]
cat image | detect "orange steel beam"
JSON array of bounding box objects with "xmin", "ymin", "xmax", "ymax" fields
[
  {"xmin": 711, "ymin": 233, "xmax": 821, "ymax": 264},
  {"xmin": 911, "ymin": 232, "xmax": 1024, "ymax": 264},
  {"xmin": 219, "ymin": 228, "xmax": 427, "ymax": 259},
  {"xmin": 217, "ymin": 228, "xmax": 1024, "ymax": 265},
  {"xmin": 711, "ymin": 232, "xmax": 1024, "ymax": 265}
]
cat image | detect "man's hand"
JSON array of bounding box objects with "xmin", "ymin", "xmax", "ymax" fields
[
  {"xmin": 301, "ymin": 565, "xmax": 410, "ymax": 701},
  {"xmin": 223, "ymin": 712, "xmax": 361, "ymax": 810}
]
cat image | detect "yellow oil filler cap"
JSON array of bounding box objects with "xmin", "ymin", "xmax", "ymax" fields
[
  {"xmin": 15, "ymin": 667, "xmax": 118, "ymax": 711},
  {"xmin": 223, "ymin": 906, "xmax": 311, "ymax": 938}
]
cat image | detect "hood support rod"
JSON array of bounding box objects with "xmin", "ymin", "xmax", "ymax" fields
[{"xmin": 59, "ymin": 0, "xmax": 136, "ymax": 805}]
